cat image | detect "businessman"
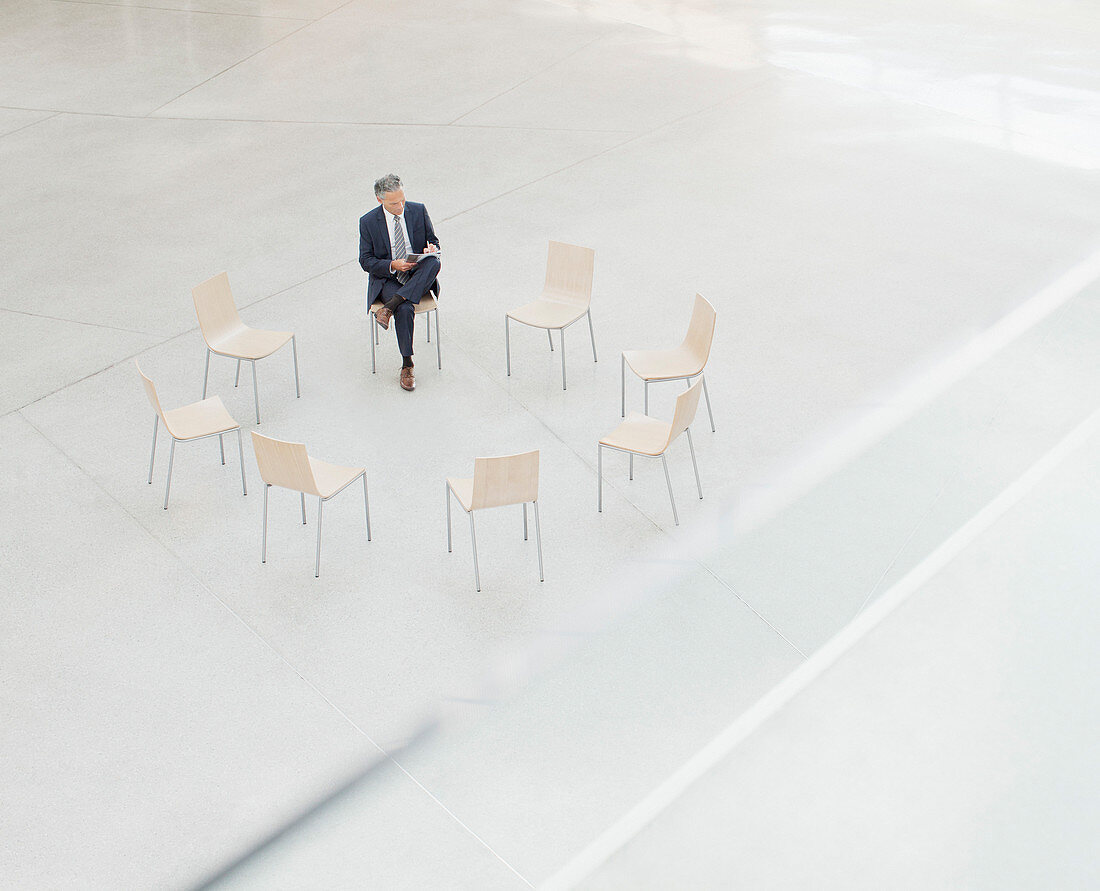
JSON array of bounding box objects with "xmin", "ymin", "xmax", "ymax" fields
[{"xmin": 359, "ymin": 173, "xmax": 441, "ymax": 391}]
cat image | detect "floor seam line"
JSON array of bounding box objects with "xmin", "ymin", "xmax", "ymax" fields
[
  {"xmin": 387, "ymin": 755, "xmax": 536, "ymax": 887},
  {"xmin": 1, "ymin": 306, "xmax": 159, "ymax": 335},
  {"xmin": 696, "ymin": 562, "xmax": 808, "ymax": 658},
  {"xmin": 47, "ymin": 0, "xmax": 312, "ymax": 19},
  {"xmin": 0, "ymin": 106, "xmax": 635, "ymax": 132},
  {"xmin": 0, "ymin": 112, "xmax": 61, "ymax": 140},
  {"xmin": 146, "ymin": 0, "xmax": 358, "ymax": 115},
  {"xmin": 438, "ymin": 73, "xmax": 778, "ymax": 224},
  {"xmin": 447, "ymin": 29, "xmax": 621, "ymax": 126}
]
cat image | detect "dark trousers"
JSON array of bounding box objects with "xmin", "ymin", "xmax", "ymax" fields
[{"xmin": 377, "ymin": 256, "xmax": 440, "ymax": 357}]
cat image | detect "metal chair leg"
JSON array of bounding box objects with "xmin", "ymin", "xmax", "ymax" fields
[
  {"xmin": 362, "ymin": 475, "xmax": 371, "ymax": 541},
  {"xmin": 644, "ymin": 380, "xmax": 649, "ymax": 415},
  {"xmin": 300, "ymin": 491, "xmax": 307, "ymax": 524},
  {"xmin": 163, "ymin": 438, "xmax": 176, "ymax": 509},
  {"xmin": 426, "ymin": 313, "xmax": 430, "ymax": 342},
  {"xmin": 237, "ymin": 428, "xmax": 247, "ymax": 496},
  {"xmin": 291, "ymin": 335, "xmax": 301, "ymax": 398},
  {"xmin": 547, "ymin": 328, "xmax": 554, "ymax": 351},
  {"xmin": 234, "ymin": 359, "xmax": 241, "ymax": 388},
  {"xmin": 587, "ymin": 310, "xmax": 597, "ymax": 362},
  {"xmin": 202, "ymin": 349, "xmax": 211, "ymax": 399},
  {"xmin": 370, "ymin": 315, "xmax": 377, "ymax": 374},
  {"xmin": 620, "ymin": 354, "xmax": 625, "ymax": 418},
  {"xmin": 533, "ymin": 501, "xmax": 544, "ymax": 582},
  {"xmin": 597, "ymin": 445, "xmax": 603, "ymax": 511},
  {"xmin": 505, "ymin": 317, "xmax": 511, "ymax": 376},
  {"xmin": 147, "ymin": 415, "xmax": 158, "ymax": 484},
  {"xmin": 251, "ymin": 360, "xmax": 260, "ymax": 425},
  {"xmin": 315, "ymin": 496, "xmax": 324, "ymax": 578},
  {"xmin": 219, "ymin": 433, "xmax": 225, "ymax": 465},
  {"xmin": 434, "ymin": 308, "xmax": 441, "ymax": 370},
  {"xmin": 629, "ymin": 453, "xmax": 633, "ymax": 480},
  {"xmin": 262, "ymin": 484, "xmax": 269, "ymax": 562},
  {"xmin": 523, "ymin": 502, "xmax": 528, "ymax": 540},
  {"xmin": 686, "ymin": 428, "xmax": 702, "ymax": 499},
  {"xmin": 701, "ymin": 374, "xmax": 715, "ymax": 432},
  {"xmin": 560, "ymin": 328, "xmax": 567, "ymax": 390},
  {"xmin": 469, "ymin": 512, "xmax": 480, "ymax": 592},
  {"xmin": 446, "ymin": 484, "xmax": 452, "ymax": 552},
  {"xmin": 661, "ymin": 454, "xmax": 679, "ymax": 525}
]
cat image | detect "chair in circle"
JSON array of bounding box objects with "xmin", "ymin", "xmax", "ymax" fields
[
  {"xmin": 192, "ymin": 272, "xmax": 300, "ymax": 425},
  {"xmin": 598, "ymin": 378, "xmax": 704, "ymax": 526},
  {"xmin": 505, "ymin": 241, "xmax": 597, "ymax": 390},
  {"xmin": 622, "ymin": 293, "xmax": 716, "ymax": 432},
  {"xmin": 366, "ymin": 284, "xmax": 441, "ymax": 374},
  {"xmin": 446, "ymin": 450, "xmax": 543, "ymax": 592},
  {"xmin": 136, "ymin": 361, "xmax": 246, "ymax": 510},
  {"xmin": 251, "ymin": 432, "xmax": 370, "ymax": 578}
]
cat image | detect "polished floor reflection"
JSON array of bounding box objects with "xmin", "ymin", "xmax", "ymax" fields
[{"xmin": 1, "ymin": 0, "xmax": 1097, "ymax": 886}]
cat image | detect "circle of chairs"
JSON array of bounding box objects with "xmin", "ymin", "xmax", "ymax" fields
[{"xmin": 137, "ymin": 245, "xmax": 717, "ymax": 584}]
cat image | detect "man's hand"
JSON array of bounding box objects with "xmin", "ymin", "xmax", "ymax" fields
[
  {"xmin": 423, "ymin": 243, "xmax": 439, "ymax": 254},
  {"xmin": 391, "ymin": 259, "xmax": 418, "ymax": 273}
]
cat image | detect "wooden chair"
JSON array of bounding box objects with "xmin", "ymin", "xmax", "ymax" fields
[
  {"xmin": 192, "ymin": 272, "xmax": 300, "ymax": 424},
  {"xmin": 506, "ymin": 241, "xmax": 597, "ymax": 389},
  {"xmin": 251, "ymin": 432, "xmax": 370, "ymax": 578},
  {"xmin": 136, "ymin": 361, "xmax": 246, "ymax": 510},
  {"xmin": 598, "ymin": 378, "xmax": 704, "ymax": 525},
  {"xmin": 622, "ymin": 293, "xmax": 716, "ymax": 432},
  {"xmin": 446, "ymin": 450, "xmax": 543, "ymax": 592},
  {"xmin": 366, "ymin": 286, "xmax": 441, "ymax": 373}
]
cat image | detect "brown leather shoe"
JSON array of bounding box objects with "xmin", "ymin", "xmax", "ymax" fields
[
  {"xmin": 400, "ymin": 366, "xmax": 415, "ymax": 391},
  {"xmin": 375, "ymin": 304, "xmax": 393, "ymax": 330}
]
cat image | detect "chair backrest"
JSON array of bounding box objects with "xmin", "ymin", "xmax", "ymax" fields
[
  {"xmin": 681, "ymin": 294, "xmax": 716, "ymax": 366},
  {"xmin": 251, "ymin": 432, "xmax": 320, "ymax": 496},
  {"xmin": 135, "ymin": 361, "xmax": 166, "ymax": 423},
  {"xmin": 471, "ymin": 450, "xmax": 540, "ymax": 510},
  {"xmin": 667, "ymin": 378, "xmax": 703, "ymax": 446},
  {"xmin": 542, "ymin": 241, "xmax": 594, "ymax": 308},
  {"xmin": 192, "ymin": 272, "xmax": 245, "ymax": 346}
]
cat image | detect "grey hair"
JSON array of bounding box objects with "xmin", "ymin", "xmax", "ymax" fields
[{"xmin": 374, "ymin": 174, "xmax": 403, "ymax": 198}]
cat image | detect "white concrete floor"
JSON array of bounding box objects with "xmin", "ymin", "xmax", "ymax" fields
[{"xmin": 1, "ymin": 0, "xmax": 1097, "ymax": 887}]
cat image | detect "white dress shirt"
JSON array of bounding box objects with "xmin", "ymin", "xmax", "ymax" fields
[{"xmin": 387, "ymin": 211, "xmax": 412, "ymax": 266}]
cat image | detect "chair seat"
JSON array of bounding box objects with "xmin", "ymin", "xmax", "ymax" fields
[
  {"xmin": 370, "ymin": 295, "xmax": 437, "ymax": 316},
  {"xmin": 446, "ymin": 477, "xmax": 474, "ymax": 511},
  {"xmin": 209, "ymin": 325, "xmax": 294, "ymax": 360},
  {"xmin": 308, "ymin": 457, "xmax": 364, "ymax": 500},
  {"xmin": 507, "ymin": 298, "xmax": 586, "ymax": 330},
  {"xmin": 599, "ymin": 412, "xmax": 673, "ymax": 456},
  {"xmin": 623, "ymin": 346, "xmax": 703, "ymax": 381},
  {"xmin": 163, "ymin": 396, "xmax": 239, "ymax": 441}
]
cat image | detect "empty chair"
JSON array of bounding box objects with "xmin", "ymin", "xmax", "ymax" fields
[
  {"xmin": 446, "ymin": 450, "xmax": 543, "ymax": 592},
  {"xmin": 193, "ymin": 272, "xmax": 300, "ymax": 425},
  {"xmin": 622, "ymin": 293, "xmax": 716, "ymax": 432},
  {"xmin": 137, "ymin": 360, "xmax": 246, "ymax": 510},
  {"xmin": 506, "ymin": 241, "xmax": 597, "ymax": 390},
  {"xmin": 251, "ymin": 432, "xmax": 370, "ymax": 578},
  {"xmin": 598, "ymin": 378, "xmax": 704, "ymax": 526},
  {"xmin": 366, "ymin": 284, "xmax": 441, "ymax": 373}
]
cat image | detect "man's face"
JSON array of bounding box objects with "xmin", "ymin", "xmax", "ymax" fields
[{"xmin": 378, "ymin": 189, "xmax": 406, "ymax": 216}]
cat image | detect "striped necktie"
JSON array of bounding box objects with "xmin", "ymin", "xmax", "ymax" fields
[{"xmin": 392, "ymin": 215, "xmax": 410, "ymax": 284}]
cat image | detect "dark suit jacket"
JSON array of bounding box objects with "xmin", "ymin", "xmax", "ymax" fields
[{"xmin": 359, "ymin": 202, "xmax": 440, "ymax": 304}]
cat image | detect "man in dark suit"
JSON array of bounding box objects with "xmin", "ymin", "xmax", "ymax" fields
[{"xmin": 359, "ymin": 173, "xmax": 441, "ymax": 390}]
